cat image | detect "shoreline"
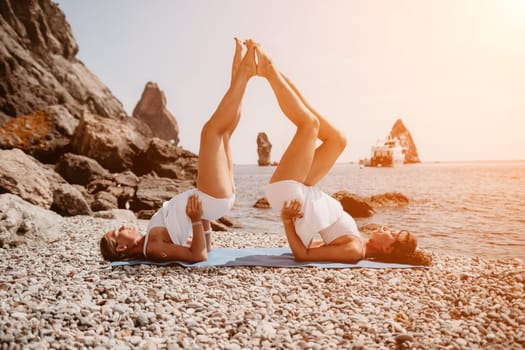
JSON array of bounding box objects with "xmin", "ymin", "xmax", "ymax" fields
[{"xmin": 1, "ymin": 215, "xmax": 524, "ymax": 349}]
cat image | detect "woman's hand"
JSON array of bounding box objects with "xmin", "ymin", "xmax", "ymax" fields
[
  {"xmin": 186, "ymin": 194, "xmax": 203, "ymax": 223},
  {"xmin": 281, "ymin": 199, "xmax": 304, "ymax": 221}
]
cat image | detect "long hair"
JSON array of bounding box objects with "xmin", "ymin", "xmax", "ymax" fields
[
  {"xmin": 370, "ymin": 231, "xmax": 433, "ymax": 266},
  {"xmin": 99, "ymin": 234, "xmax": 143, "ymax": 262}
]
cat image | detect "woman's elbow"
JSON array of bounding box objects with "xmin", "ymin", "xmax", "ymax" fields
[
  {"xmin": 292, "ymin": 250, "xmax": 309, "ymax": 262},
  {"xmin": 190, "ymin": 251, "xmax": 208, "ymax": 262}
]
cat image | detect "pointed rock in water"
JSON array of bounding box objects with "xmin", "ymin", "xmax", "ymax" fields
[
  {"xmin": 389, "ymin": 119, "xmax": 420, "ymax": 163},
  {"xmin": 132, "ymin": 82, "xmax": 180, "ymax": 145},
  {"xmin": 257, "ymin": 132, "xmax": 272, "ymax": 166},
  {"xmin": 253, "ymin": 197, "xmax": 271, "ymax": 209}
]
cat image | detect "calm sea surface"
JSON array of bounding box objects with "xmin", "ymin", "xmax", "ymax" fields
[{"xmin": 230, "ymin": 161, "xmax": 525, "ymax": 259}]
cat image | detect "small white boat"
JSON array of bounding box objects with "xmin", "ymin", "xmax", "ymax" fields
[{"xmin": 370, "ymin": 137, "xmax": 405, "ymax": 167}]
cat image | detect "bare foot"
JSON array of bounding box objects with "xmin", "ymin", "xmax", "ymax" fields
[
  {"xmin": 253, "ymin": 43, "xmax": 276, "ymax": 79},
  {"xmin": 231, "ymin": 37, "xmax": 243, "ymax": 84},
  {"xmin": 235, "ymin": 39, "xmax": 257, "ymax": 79}
]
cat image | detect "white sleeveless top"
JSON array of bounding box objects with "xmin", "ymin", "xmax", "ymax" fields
[{"xmin": 142, "ymin": 189, "xmax": 235, "ymax": 256}]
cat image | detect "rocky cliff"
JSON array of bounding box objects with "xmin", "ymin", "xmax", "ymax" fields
[
  {"xmin": 0, "ymin": 0, "xmax": 127, "ymax": 123},
  {"xmin": 0, "ymin": 0, "xmax": 201, "ymax": 223},
  {"xmin": 389, "ymin": 118, "xmax": 420, "ymax": 163}
]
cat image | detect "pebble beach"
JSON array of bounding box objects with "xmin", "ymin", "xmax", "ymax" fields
[{"xmin": 1, "ymin": 215, "xmax": 524, "ymax": 349}]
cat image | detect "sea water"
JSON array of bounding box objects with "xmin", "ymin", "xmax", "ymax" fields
[{"xmin": 231, "ymin": 161, "xmax": 525, "ymax": 259}]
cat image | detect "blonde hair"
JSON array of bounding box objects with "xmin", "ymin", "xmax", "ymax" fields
[{"xmin": 99, "ymin": 232, "xmax": 143, "ymax": 262}]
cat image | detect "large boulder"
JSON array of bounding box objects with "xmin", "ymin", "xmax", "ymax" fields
[
  {"xmin": 0, "ymin": 148, "xmax": 55, "ymax": 208},
  {"xmin": 85, "ymin": 170, "xmax": 139, "ymax": 211},
  {"xmin": 0, "ymin": 193, "xmax": 62, "ymax": 248},
  {"xmin": 0, "ymin": 149, "xmax": 90, "ymax": 216},
  {"xmin": 0, "ymin": 0, "xmax": 127, "ymax": 122},
  {"xmin": 70, "ymin": 112, "xmax": 152, "ymax": 173},
  {"xmin": 332, "ymin": 190, "xmax": 410, "ymax": 218},
  {"xmin": 132, "ymin": 82, "xmax": 180, "ymax": 145},
  {"xmin": 369, "ymin": 192, "xmax": 409, "ymax": 208},
  {"xmin": 332, "ymin": 191, "xmax": 376, "ymax": 218},
  {"xmin": 389, "ymin": 119, "xmax": 420, "ymax": 164},
  {"xmin": 134, "ymin": 137, "xmax": 198, "ymax": 179},
  {"xmin": 257, "ymin": 132, "xmax": 272, "ymax": 166},
  {"xmin": 130, "ymin": 176, "xmax": 194, "ymax": 215},
  {"xmin": 55, "ymin": 152, "xmax": 110, "ymax": 186},
  {"xmin": 51, "ymin": 183, "xmax": 91, "ymax": 216},
  {"xmin": 0, "ymin": 105, "xmax": 78, "ymax": 162}
]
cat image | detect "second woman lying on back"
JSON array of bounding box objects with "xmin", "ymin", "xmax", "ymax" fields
[{"xmin": 254, "ymin": 42, "xmax": 431, "ymax": 266}]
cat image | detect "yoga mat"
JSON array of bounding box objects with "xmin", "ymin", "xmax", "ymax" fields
[{"xmin": 110, "ymin": 247, "xmax": 425, "ymax": 268}]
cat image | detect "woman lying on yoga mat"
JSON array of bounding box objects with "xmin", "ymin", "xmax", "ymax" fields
[
  {"xmin": 100, "ymin": 38, "xmax": 257, "ymax": 263},
  {"xmin": 255, "ymin": 43, "xmax": 432, "ymax": 266}
]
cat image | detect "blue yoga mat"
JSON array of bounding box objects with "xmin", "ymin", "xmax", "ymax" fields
[{"xmin": 110, "ymin": 247, "xmax": 424, "ymax": 268}]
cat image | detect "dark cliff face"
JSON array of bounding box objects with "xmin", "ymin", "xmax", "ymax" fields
[
  {"xmin": 0, "ymin": 0, "xmax": 127, "ymax": 123},
  {"xmin": 389, "ymin": 119, "xmax": 421, "ymax": 163}
]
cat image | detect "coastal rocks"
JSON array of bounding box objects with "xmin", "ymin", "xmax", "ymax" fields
[
  {"xmin": 51, "ymin": 183, "xmax": 91, "ymax": 216},
  {"xmin": 0, "ymin": 0, "xmax": 127, "ymax": 121},
  {"xmin": 389, "ymin": 119, "xmax": 420, "ymax": 164},
  {"xmin": 332, "ymin": 192, "xmax": 375, "ymax": 218},
  {"xmin": 0, "ymin": 105, "xmax": 79, "ymax": 163},
  {"xmin": 0, "ymin": 148, "xmax": 55, "ymax": 208},
  {"xmin": 132, "ymin": 82, "xmax": 180, "ymax": 145},
  {"xmin": 0, "ymin": 193, "xmax": 62, "ymax": 247},
  {"xmin": 85, "ymin": 170, "xmax": 139, "ymax": 211},
  {"xmin": 133, "ymin": 137, "xmax": 198, "ymax": 179},
  {"xmin": 130, "ymin": 176, "xmax": 194, "ymax": 216},
  {"xmin": 70, "ymin": 112, "xmax": 152, "ymax": 173},
  {"xmin": 0, "ymin": 0, "xmax": 202, "ymax": 222},
  {"xmin": 93, "ymin": 208, "xmax": 137, "ymax": 221},
  {"xmin": 0, "ymin": 149, "xmax": 90, "ymax": 215},
  {"xmin": 257, "ymin": 132, "xmax": 272, "ymax": 166},
  {"xmin": 332, "ymin": 191, "xmax": 409, "ymax": 218},
  {"xmin": 369, "ymin": 192, "xmax": 409, "ymax": 208},
  {"xmin": 55, "ymin": 153, "xmax": 110, "ymax": 186},
  {"xmin": 253, "ymin": 197, "xmax": 271, "ymax": 209}
]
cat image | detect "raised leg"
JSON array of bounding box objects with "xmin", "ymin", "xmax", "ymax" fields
[
  {"xmin": 197, "ymin": 39, "xmax": 256, "ymax": 198},
  {"xmin": 279, "ymin": 73, "xmax": 347, "ymax": 186},
  {"xmin": 255, "ymin": 44, "xmax": 319, "ymax": 185}
]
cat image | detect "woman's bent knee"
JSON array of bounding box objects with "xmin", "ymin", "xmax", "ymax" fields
[
  {"xmin": 201, "ymin": 120, "xmax": 226, "ymax": 140},
  {"xmin": 335, "ymin": 130, "xmax": 347, "ymax": 152},
  {"xmin": 297, "ymin": 113, "xmax": 320, "ymax": 135}
]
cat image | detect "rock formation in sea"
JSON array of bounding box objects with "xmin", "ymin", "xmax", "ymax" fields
[
  {"xmin": 0, "ymin": 0, "xmax": 214, "ymax": 228},
  {"xmin": 132, "ymin": 82, "xmax": 180, "ymax": 145},
  {"xmin": 257, "ymin": 132, "xmax": 272, "ymax": 166},
  {"xmin": 389, "ymin": 118, "xmax": 420, "ymax": 163}
]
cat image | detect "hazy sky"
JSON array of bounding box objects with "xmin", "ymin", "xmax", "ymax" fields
[{"xmin": 55, "ymin": 0, "xmax": 525, "ymax": 163}]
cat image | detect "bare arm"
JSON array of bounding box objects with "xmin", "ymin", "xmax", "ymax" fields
[
  {"xmin": 281, "ymin": 200, "xmax": 364, "ymax": 263},
  {"xmin": 202, "ymin": 219, "xmax": 212, "ymax": 252},
  {"xmin": 146, "ymin": 194, "xmax": 208, "ymax": 263}
]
